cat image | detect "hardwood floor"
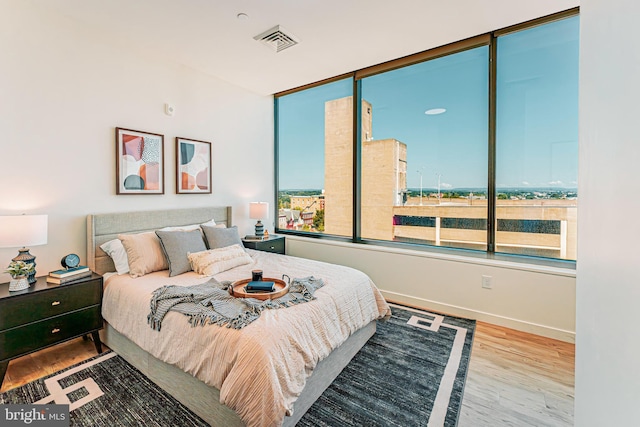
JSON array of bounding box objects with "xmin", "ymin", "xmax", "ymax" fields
[
  {"xmin": 1, "ymin": 323, "xmax": 575, "ymax": 427},
  {"xmin": 459, "ymin": 322, "xmax": 575, "ymax": 427},
  {"xmin": 0, "ymin": 336, "xmax": 106, "ymax": 393}
]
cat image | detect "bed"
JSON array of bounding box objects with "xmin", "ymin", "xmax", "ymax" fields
[{"xmin": 87, "ymin": 206, "xmax": 390, "ymax": 426}]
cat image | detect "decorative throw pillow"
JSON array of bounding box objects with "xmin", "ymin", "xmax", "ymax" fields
[
  {"xmin": 155, "ymin": 229, "xmax": 207, "ymax": 277},
  {"xmin": 201, "ymin": 225, "xmax": 243, "ymax": 249},
  {"xmin": 188, "ymin": 244, "xmax": 253, "ymax": 276},
  {"xmin": 99, "ymin": 239, "xmax": 130, "ymax": 275},
  {"xmin": 118, "ymin": 232, "xmax": 169, "ymax": 278}
]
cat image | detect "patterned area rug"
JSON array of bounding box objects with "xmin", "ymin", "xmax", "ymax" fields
[
  {"xmin": 0, "ymin": 351, "xmax": 208, "ymax": 427},
  {"xmin": 0, "ymin": 304, "xmax": 474, "ymax": 427},
  {"xmin": 299, "ymin": 304, "xmax": 476, "ymax": 426}
]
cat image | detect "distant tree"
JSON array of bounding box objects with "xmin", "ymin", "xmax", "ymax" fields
[
  {"xmin": 313, "ymin": 209, "xmax": 325, "ymax": 232},
  {"xmin": 497, "ymin": 193, "xmax": 508, "ymax": 200},
  {"xmin": 278, "ymin": 194, "xmax": 291, "ymax": 209}
]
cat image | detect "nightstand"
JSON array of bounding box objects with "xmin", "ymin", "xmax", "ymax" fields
[
  {"xmin": 242, "ymin": 235, "xmax": 285, "ymax": 255},
  {"xmin": 0, "ymin": 273, "xmax": 103, "ymax": 388}
]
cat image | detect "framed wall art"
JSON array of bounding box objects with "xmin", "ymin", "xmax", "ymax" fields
[
  {"xmin": 176, "ymin": 137, "xmax": 212, "ymax": 194},
  {"xmin": 116, "ymin": 127, "xmax": 165, "ymax": 194}
]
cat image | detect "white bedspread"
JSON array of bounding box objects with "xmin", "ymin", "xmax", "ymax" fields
[{"xmin": 102, "ymin": 250, "xmax": 390, "ymax": 427}]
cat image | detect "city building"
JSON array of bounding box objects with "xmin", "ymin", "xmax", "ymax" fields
[
  {"xmin": 362, "ymin": 138, "xmax": 407, "ymax": 241},
  {"xmin": 324, "ymin": 97, "xmax": 408, "ymax": 240},
  {"xmin": 289, "ymin": 194, "xmax": 324, "ymax": 215},
  {"xmin": 278, "ymin": 209, "xmax": 303, "ymax": 230},
  {"xmin": 393, "ymin": 200, "xmax": 577, "ymax": 259},
  {"xmin": 323, "ymin": 96, "xmax": 361, "ymax": 236}
]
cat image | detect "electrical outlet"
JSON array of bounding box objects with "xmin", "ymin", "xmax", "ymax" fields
[{"xmin": 481, "ymin": 275, "xmax": 492, "ymax": 289}]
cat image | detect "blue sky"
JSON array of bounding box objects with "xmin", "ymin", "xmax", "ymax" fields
[{"xmin": 278, "ymin": 16, "xmax": 579, "ymax": 191}]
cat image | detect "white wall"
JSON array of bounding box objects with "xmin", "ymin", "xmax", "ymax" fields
[
  {"xmin": 0, "ymin": 1, "xmax": 273, "ymax": 281},
  {"xmin": 287, "ymin": 237, "xmax": 576, "ymax": 341},
  {"xmin": 576, "ymin": 0, "xmax": 640, "ymax": 425}
]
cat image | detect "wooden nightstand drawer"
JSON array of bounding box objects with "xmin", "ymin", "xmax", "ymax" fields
[
  {"xmin": 257, "ymin": 238, "xmax": 285, "ymax": 254},
  {"xmin": 0, "ymin": 277, "xmax": 102, "ymax": 331},
  {"xmin": 242, "ymin": 236, "xmax": 285, "ymax": 254},
  {"xmin": 0, "ymin": 305, "xmax": 102, "ymax": 360}
]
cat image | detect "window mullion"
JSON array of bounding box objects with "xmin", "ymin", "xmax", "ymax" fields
[
  {"xmin": 353, "ymin": 79, "xmax": 362, "ymax": 242},
  {"xmin": 487, "ymin": 34, "xmax": 498, "ymax": 253}
]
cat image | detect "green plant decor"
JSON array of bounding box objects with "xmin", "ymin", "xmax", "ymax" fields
[{"xmin": 5, "ymin": 260, "xmax": 35, "ymax": 278}]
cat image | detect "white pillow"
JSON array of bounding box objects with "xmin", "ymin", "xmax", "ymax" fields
[
  {"xmin": 100, "ymin": 239, "xmax": 130, "ymax": 275},
  {"xmin": 159, "ymin": 219, "xmax": 217, "ymax": 232},
  {"xmin": 188, "ymin": 244, "xmax": 253, "ymax": 276}
]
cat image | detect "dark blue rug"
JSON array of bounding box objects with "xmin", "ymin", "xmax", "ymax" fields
[
  {"xmin": 0, "ymin": 351, "xmax": 207, "ymax": 426},
  {"xmin": 298, "ymin": 304, "xmax": 476, "ymax": 426}
]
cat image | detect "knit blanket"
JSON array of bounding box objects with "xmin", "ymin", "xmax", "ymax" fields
[{"xmin": 147, "ymin": 276, "xmax": 324, "ymax": 330}]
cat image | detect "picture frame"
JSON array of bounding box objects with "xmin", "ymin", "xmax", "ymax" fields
[
  {"xmin": 116, "ymin": 127, "xmax": 165, "ymax": 195},
  {"xmin": 176, "ymin": 137, "xmax": 212, "ymax": 194}
]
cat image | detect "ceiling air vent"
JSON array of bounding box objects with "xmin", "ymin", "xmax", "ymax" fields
[{"xmin": 254, "ymin": 25, "xmax": 299, "ymax": 52}]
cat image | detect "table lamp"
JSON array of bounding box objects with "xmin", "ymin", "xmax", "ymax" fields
[
  {"xmin": 249, "ymin": 202, "xmax": 269, "ymax": 237},
  {"xmin": 0, "ymin": 214, "xmax": 48, "ymax": 284}
]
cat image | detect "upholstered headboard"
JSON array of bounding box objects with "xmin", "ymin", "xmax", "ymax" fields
[{"xmin": 87, "ymin": 206, "xmax": 232, "ymax": 275}]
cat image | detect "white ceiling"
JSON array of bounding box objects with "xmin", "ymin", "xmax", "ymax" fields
[{"xmin": 42, "ymin": 0, "xmax": 579, "ymax": 95}]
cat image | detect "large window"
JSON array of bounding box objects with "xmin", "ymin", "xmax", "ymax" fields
[
  {"xmin": 360, "ymin": 47, "xmax": 489, "ymax": 250},
  {"xmin": 275, "ymin": 10, "xmax": 579, "ymax": 263},
  {"xmin": 495, "ymin": 16, "xmax": 579, "ymax": 259},
  {"xmin": 276, "ymin": 78, "xmax": 352, "ymax": 236}
]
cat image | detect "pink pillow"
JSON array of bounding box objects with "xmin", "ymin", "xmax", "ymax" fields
[{"xmin": 118, "ymin": 232, "xmax": 169, "ymax": 278}]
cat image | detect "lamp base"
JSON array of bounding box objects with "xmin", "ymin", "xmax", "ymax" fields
[
  {"xmin": 254, "ymin": 220, "xmax": 264, "ymax": 237},
  {"xmin": 13, "ymin": 248, "xmax": 37, "ymax": 284}
]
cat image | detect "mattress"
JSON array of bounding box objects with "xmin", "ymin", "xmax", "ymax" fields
[{"xmin": 101, "ymin": 249, "xmax": 390, "ymax": 427}]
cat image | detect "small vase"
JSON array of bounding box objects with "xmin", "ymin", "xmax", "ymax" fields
[{"xmin": 9, "ymin": 275, "xmax": 29, "ymax": 292}]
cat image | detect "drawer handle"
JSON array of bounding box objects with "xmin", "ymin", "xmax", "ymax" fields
[
  {"xmin": 51, "ymin": 301, "xmax": 61, "ymax": 306},
  {"xmin": 52, "ymin": 328, "xmax": 61, "ymax": 334},
  {"xmin": 270, "ymin": 246, "xmax": 275, "ymax": 250}
]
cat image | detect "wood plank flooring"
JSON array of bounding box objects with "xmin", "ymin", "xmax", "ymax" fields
[
  {"xmin": 459, "ymin": 321, "xmax": 575, "ymax": 427},
  {"xmin": 0, "ymin": 337, "xmax": 104, "ymax": 393},
  {"xmin": 1, "ymin": 323, "xmax": 575, "ymax": 426}
]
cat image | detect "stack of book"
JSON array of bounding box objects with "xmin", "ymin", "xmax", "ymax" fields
[
  {"xmin": 46, "ymin": 265, "xmax": 91, "ymax": 284},
  {"xmin": 244, "ymin": 235, "xmax": 266, "ymax": 241}
]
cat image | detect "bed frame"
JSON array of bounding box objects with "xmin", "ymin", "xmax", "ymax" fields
[{"xmin": 87, "ymin": 206, "xmax": 376, "ymax": 426}]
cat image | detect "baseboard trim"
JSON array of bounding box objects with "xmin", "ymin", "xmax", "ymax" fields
[{"xmin": 381, "ymin": 290, "xmax": 575, "ymax": 343}]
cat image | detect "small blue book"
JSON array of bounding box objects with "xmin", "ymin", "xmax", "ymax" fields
[
  {"xmin": 245, "ymin": 281, "xmax": 275, "ymax": 293},
  {"xmin": 49, "ymin": 265, "xmax": 90, "ymax": 278}
]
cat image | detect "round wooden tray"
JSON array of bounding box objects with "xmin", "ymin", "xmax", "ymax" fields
[{"xmin": 229, "ymin": 277, "xmax": 289, "ymax": 301}]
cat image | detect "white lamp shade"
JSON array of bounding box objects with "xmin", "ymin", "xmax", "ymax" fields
[
  {"xmin": 249, "ymin": 202, "xmax": 269, "ymax": 220},
  {"xmin": 0, "ymin": 214, "xmax": 48, "ymax": 248}
]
